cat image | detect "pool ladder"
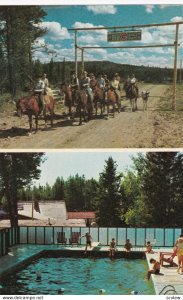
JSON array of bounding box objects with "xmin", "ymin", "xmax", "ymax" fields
[{"xmin": 159, "ymin": 285, "xmax": 177, "ymax": 295}]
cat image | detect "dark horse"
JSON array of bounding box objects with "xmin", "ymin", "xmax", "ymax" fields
[
  {"xmin": 93, "ymin": 85, "xmax": 105, "ymax": 116},
  {"xmin": 61, "ymin": 83, "xmax": 74, "ymax": 118},
  {"xmin": 16, "ymin": 94, "xmax": 55, "ymax": 133},
  {"xmin": 75, "ymin": 89, "xmax": 93, "ymax": 125},
  {"xmin": 105, "ymin": 87, "xmax": 121, "ymax": 118},
  {"xmin": 124, "ymin": 82, "xmax": 138, "ymax": 112}
]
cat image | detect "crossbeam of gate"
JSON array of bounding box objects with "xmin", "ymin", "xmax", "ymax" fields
[
  {"xmin": 81, "ymin": 44, "xmax": 178, "ymax": 49},
  {"xmin": 69, "ymin": 21, "xmax": 183, "ymax": 110}
]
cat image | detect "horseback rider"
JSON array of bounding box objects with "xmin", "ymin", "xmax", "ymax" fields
[
  {"xmin": 103, "ymin": 74, "xmax": 110, "ymax": 86},
  {"xmin": 34, "ymin": 75, "xmax": 45, "ymax": 112},
  {"xmin": 42, "ymin": 73, "xmax": 49, "ymax": 96},
  {"xmin": 115, "ymin": 72, "xmax": 121, "ymax": 82},
  {"xmin": 43, "ymin": 73, "xmax": 49, "ymax": 89},
  {"xmin": 70, "ymin": 71, "xmax": 79, "ymax": 105},
  {"xmin": 89, "ymin": 73, "xmax": 97, "ymax": 90},
  {"xmin": 96, "ymin": 73, "xmax": 105, "ymax": 90},
  {"xmin": 110, "ymin": 74, "xmax": 121, "ymax": 106},
  {"xmin": 130, "ymin": 74, "xmax": 139, "ymax": 97},
  {"xmin": 124, "ymin": 75, "xmax": 131, "ymax": 99},
  {"xmin": 80, "ymin": 71, "xmax": 94, "ymax": 109}
]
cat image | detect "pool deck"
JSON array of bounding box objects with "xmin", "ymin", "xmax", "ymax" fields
[
  {"xmin": 0, "ymin": 244, "xmax": 183, "ymax": 295},
  {"xmin": 146, "ymin": 251, "xmax": 183, "ymax": 295}
]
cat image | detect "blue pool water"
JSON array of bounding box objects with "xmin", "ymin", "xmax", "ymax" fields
[{"xmin": 1, "ymin": 257, "xmax": 155, "ymax": 295}]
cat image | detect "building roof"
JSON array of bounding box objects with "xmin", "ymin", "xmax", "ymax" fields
[{"xmin": 67, "ymin": 211, "xmax": 96, "ymax": 219}]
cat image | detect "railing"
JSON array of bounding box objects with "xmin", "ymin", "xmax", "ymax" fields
[
  {"xmin": 159, "ymin": 285, "xmax": 177, "ymax": 295},
  {"xmin": 0, "ymin": 226, "xmax": 182, "ymax": 258},
  {"xmin": 0, "ymin": 227, "xmax": 19, "ymax": 257},
  {"xmin": 18, "ymin": 226, "xmax": 182, "ymax": 247}
]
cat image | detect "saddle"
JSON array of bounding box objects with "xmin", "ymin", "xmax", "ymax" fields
[{"xmin": 34, "ymin": 92, "xmax": 43, "ymax": 112}]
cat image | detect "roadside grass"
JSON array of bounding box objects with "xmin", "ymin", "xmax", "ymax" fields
[
  {"xmin": 0, "ymin": 91, "xmax": 29, "ymax": 114},
  {"xmin": 0, "ymin": 92, "xmax": 66, "ymax": 117},
  {"xmin": 158, "ymin": 83, "xmax": 183, "ymax": 112},
  {"xmin": 175, "ymin": 84, "xmax": 183, "ymax": 111}
]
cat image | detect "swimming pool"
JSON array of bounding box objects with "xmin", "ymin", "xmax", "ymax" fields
[{"xmin": 0, "ymin": 257, "xmax": 155, "ymax": 295}]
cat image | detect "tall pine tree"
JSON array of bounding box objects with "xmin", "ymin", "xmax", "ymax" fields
[
  {"xmin": 0, "ymin": 6, "xmax": 47, "ymax": 95},
  {"xmin": 0, "ymin": 153, "xmax": 45, "ymax": 227},
  {"xmin": 133, "ymin": 152, "xmax": 183, "ymax": 227},
  {"xmin": 95, "ymin": 157, "xmax": 123, "ymax": 227}
]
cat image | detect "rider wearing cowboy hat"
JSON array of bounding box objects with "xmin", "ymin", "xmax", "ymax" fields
[
  {"xmin": 34, "ymin": 75, "xmax": 45, "ymax": 112},
  {"xmin": 80, "ymin": 71, "xmax": 94, "ymax": 109}
]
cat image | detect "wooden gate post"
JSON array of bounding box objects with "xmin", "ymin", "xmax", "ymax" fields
[
  {"xmin": 173, "ymin": 24, "xmax": 179, "ymax": 111},
  {"xmin": 74, "ymin": 31, "xmax": 78, "ymax": 78},
  {"xmin": 81, "ymin": 48, "xmax": 84, "ymax": 73}
]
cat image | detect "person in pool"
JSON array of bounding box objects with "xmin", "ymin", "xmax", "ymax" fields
[
  {"xmin": 124, "ymin": 239, "xmax": 132, "ymax": 258},
  {"xmin": 109, "ymin": 238, "xmax": 116, "ymax": 257}
]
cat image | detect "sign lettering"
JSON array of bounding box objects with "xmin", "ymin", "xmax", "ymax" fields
[{"xmin": 107, "ymin": 31, "xmax": 142, "ymax": 42}]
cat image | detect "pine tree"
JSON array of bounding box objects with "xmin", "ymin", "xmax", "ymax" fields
[
  {"xmin": 133, "ymin": 152, "xmax": 183, "ymax": 227},
  {"xmin": 0, "ymin": 6, "xmax": 47, "ymax": 95},
  {"xmin": 0, "ymin": 153, "xmax": 44, "ymax": 227},
  {"xmin": 52, "ymin": 177, "xmax": 65, "ymax": 200},
  {"xmin": 95, "ymin": 157, "xmax": 123, "ymax": 227}
]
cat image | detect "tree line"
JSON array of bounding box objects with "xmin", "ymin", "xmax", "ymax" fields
[
  {"xmin": 0, "ymin": 6, "xmax": 176, "ymax": 99},
  {"xmin": 0, "ymin": 6, "xmax": 47, "ymax": 96},
  {"xmin": 27, "ymin": 60, "xmax": 174, "ymax": 88},
  {"xmin": 1, "ymin": 152, "xmax": 183, "ymax": 228}
]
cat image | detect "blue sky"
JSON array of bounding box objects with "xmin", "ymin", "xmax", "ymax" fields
[
  {"xmin": 33, "ymin": 4, "xmax": 183, "ymax": 68},
  {"xmin": 35, "ymin": 151, "xmax": 139, "ymax": 186}
]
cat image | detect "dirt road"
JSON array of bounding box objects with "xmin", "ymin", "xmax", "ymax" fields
[{"xmin": 0, "ymin": 83, "xmax": 183, "ymax": 149}]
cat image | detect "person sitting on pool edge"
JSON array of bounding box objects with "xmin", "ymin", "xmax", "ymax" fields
[
  {"xmin": 109, "ymin": 238, "xmax": 117, "ymax": 257},
  {"xmin": 146, "ymin": 258, "xmax": 160, "ymax": 280},
  {"xmin": 145, "ymin": 241, "xmax": 153, "ymax": 254},
  {"xmin": 124, "ymin": 239, "xmax": 132, "ymax": 258}
]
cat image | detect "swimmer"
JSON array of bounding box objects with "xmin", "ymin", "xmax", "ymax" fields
[
  {"xmin": 36, "ymin": 271, "xmax": 42, "ymax": 281},
  {"xmin": 109, "ymin": 238, "xmax": 116, "ymax": 257},
  {"xmin": 99, "ymin": 289, "xmax": 106, "ymax": 294},
  {"xmin": 58, "ymin": 288, "xmax": 65, "ymax": 294}
]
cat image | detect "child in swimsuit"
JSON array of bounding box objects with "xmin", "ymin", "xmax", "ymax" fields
[
  {"xmin": 146, "ymin": 258, "xmax": 160, "ymax": 280},
  {"xmin": 145, "ymin": 241, "xmax": 153, "ymax": 253},
  {"xmin": 109, "ymin": 238, "xmax": 116, "ymax": 257}
]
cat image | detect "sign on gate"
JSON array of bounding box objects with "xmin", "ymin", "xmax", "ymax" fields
[{"xmin": 107, "ymin": 30, "xmax": 142, "ymax": 42}]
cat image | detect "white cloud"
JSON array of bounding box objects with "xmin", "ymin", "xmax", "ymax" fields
[
  {"xmin": 33, "ymin": 46, "xmax": 74, "ymax": 63},
  {"xmin": 87, "ymin": 5, "xmax": 117, "ymax": 15},
  {"xmin": 73, "ymin": 22, "xmax": 105, "ymax": 31},
  {"xmin": 106, "ymin": 50, "xmax": 173, "ymax": 68},
  {"xmin": 141, "ymin": 29, "xmax": 153, "ymax": 43},
  {"xmin": 159, "ymin": 5, "xmax": 179, "ymax": 9},
  {"xmin": 171, "ymin": 16, "xmax": 183, "ymax": 22},
  {"xmin": 33, "ymin": 19, "xmax": 180, "ymax": 68},
  {"xmin": 159, "ymin": 5, "xmax": 172, "ymax": 9},
  {"xmin": 145, "ymin": 5, "xmax": 154, "ymax": 14},
  {"xmin": 73, "ymin": 22, "xmax": 107, "ymax": 45},
  {"xmin": 40, "ymin": 22, "xmax": 70, "ymax": 40}
]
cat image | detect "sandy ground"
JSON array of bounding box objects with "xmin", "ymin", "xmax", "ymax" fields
[{"xmin": 0, "ymin": 83, "xmax": 183, "ymax": 149}]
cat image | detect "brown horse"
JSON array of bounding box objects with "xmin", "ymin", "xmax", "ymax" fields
[
  {"xmin": 75, "ymin": 89, "xmax": 92, "ymax": 125},
  {"xmin": 124, "ymin": 83, "xmax": 138, "ymax": 112},
  {"xmin": 93, "ymin": 85, "xmax": 105, "ymax": 116},
  {"xmin": 61, "ymin": 83, "xmax": 74, "ymax": 117},
  {"xmin": 105, "ymin": 87, "xmax": 121, "ymax": 118},
  {"xmin": 16, "ymin": 94, "xmax": 54, "ymax": 133},
  {"xmin": 42, "ymin": 94, "xmax": 55, "ymax": 127}
]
